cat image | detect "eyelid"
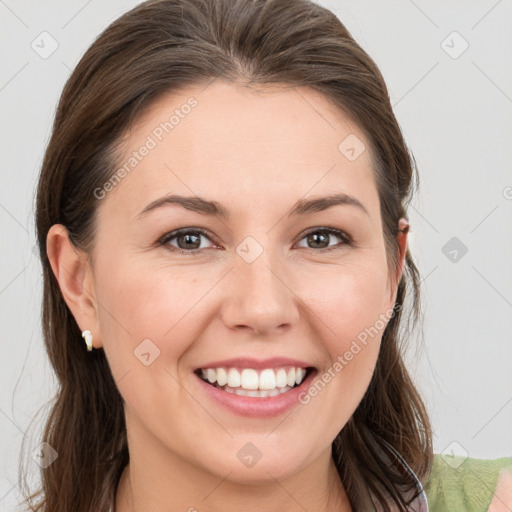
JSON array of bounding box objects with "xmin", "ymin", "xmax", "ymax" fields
[{"xmin": 300, "ymin": 226, "xmax": 351, "ymax": 243}]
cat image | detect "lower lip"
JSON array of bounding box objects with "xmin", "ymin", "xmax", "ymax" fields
[{"xmin": 194, "ymin": 370, "xmax": 317, "ymax": 418}]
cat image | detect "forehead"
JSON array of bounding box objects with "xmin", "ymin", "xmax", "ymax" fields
[
  {"xmin": 101, "ymin": 80, "xmax": 379, "ymax": 224},
  {"xmin": 124, "ymin": 80, "xmax": 367, "ymax": 157}
]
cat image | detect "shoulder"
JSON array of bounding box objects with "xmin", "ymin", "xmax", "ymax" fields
[{"xmin": 423, "ymin": 453, "xmax": 512, "ymax": 512}]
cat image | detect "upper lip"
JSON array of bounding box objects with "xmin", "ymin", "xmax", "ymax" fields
[{"xmin": 196, "ymin": 357, "xmax": 314, "ymax": 370}]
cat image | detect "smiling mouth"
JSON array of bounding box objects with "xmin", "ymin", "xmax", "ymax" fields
[{"xmin": 195, "ymin": 366, "xmax": 314, "ymax": 398}]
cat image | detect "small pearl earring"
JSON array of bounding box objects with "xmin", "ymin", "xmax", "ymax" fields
[{"xmin": 81, "ymin": 329, "xmax": 93, "ymax": 351}]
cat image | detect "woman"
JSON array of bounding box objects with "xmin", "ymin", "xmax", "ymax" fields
[{"xmin": 22, "ymin": 0, "xmax": 511, "ymax": 510}]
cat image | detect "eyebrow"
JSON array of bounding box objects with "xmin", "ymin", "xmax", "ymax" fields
[{"xmin": 136, "ymin": 192, "xmax": 370, "ymax": 219}]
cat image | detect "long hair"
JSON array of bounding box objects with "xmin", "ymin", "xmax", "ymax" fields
[{"xmin": 22, "ymin": 0, "xmax": 433, "ymax": 510}]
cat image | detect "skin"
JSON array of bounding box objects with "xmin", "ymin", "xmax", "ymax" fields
[
  {"xmin": 489, "ymin": 468, "xmax": 512, "ymax": 511},
  {"xmin": 47, "ymin": 80, "xmax": 409, "ymax": 511}
]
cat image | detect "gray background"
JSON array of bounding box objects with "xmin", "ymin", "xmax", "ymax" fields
[{"xmin": 1, "ymin": 0, "xmax": 511, "ymax": 509}]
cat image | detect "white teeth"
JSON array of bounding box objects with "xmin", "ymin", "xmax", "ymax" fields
[
  {"xmin": 225, "ymin": 385, "xmax": 293, "ymax": 397},
  {"xmin": 287, "ymin": 367, "xmax": 296, "ymax": 387},
  {"xmin": 259, "ymin": 369, "xmax": 276, "ymax": 390},
  {"xmin": 206, "ymin": 368, "xmax": 216, "ymax": 384},
  {"xmin": 216, "ymin": 367, "xmax": 228, "ymax": 386},
  {"xmin": 240, "ymin": 369, "xmax": 259, "ymax": 390},
  {"xmin": 227, "ymin": 368, "xmax": 241, "ymax": 388},
  {"xmin": 276, "ymin": 368, "xmax": 287, "ymax": 388},
  {"xmin": 199, "ymin": 366, "xmax": 309, "ymax": 392}
]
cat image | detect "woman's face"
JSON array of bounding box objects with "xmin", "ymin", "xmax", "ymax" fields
[{"xmin": 69, "ymin": 81, "xmax": 406, "ymax": 483}]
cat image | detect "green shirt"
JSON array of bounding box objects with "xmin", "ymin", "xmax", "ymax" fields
[
  {"xmin": 359, "ymin": 448, "xmax": 512, "ymax": 511},
  {"xmin": 423, "ymin": 454, "xmax": 512, "ymax": 512}
]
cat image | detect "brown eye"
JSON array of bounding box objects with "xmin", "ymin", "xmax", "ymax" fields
[
  {"xmin": 176, "ymin": 232, "xmax": 202, "ymax": 250},
  {"xmin": 306, "ymin": 232, "xmax": 330, "ymax": 249},
  {"xmin": 296, "ymin": 228, "xmax": 350, "ymax": 251},
  {"xmin": 160, "ymin": 229, "xmax": 214, "ymax": 253}
]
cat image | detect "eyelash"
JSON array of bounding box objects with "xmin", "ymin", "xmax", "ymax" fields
[{"xmin": 158, "ymin": 227, "xmax": 352, "ymax": 255}]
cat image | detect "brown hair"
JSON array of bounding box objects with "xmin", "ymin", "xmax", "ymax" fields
[{"xmin": 22, "ymin": 0, "xmax": 433, "ymax": 510}]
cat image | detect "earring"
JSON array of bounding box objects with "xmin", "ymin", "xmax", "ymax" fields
[{"xmin": 81, "ymin": 329, "xmax": 93, "ymax": 351}]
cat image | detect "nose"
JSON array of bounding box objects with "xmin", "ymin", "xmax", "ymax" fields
[{"xmin": 220, "ymin": 247, "xmax": 300, "ymax": 337}]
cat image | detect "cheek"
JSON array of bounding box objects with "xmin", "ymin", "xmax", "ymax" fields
[
  {"xmin": 93, "ymin": 261, "xmax": 213, "ymax": 433},
  {"xmin": 294, "ymin": 259, "xmax": 390, "ymax": 423},
  {"xmin": 92, "ymin": 257, "xmax": 209, "ymax": 378},
  {"xmin": 302, "ymin": 257, "xmax": 391, "ymax": 349}
]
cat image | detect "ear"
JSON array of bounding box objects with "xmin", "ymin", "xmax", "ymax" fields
[
  {"xmin": 46, "ymin": 224, "xmax": 103, "ymax": 349},
  {"xmin": 386, "ymin": 217, "xmax": 409, "ymax": 309}
]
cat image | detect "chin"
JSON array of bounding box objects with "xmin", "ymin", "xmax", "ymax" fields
[{"xmin": 193, "ymin": 436, "xmax": 320, "ymax": 485}]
